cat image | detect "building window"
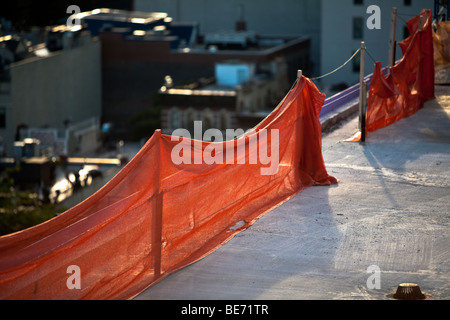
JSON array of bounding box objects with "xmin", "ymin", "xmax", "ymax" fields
[
  {"xmin": 352, "ymin": 49, "xmax": 361, "ymax": 72},
  {"xmin": 403, "ymin": 26, "xmax": 410, "ymax": 39},
  {"xmin": 404, "ymin": 0, "xmax": 411, "ymax": 6},
  {"xmin": 170, "ymin": 109, "xmax": 180, "ymax": 129},
  {"xmin": 353, "ymin": 17, "xmax": 364, "ymax": 39},
  {"xmin": 0, "ymin": 107, "xmax": 5, "ymax": 128},
  {"xmin": 237, "ymin": 69, "xmax": 247, "ymax": 85},
  {"xmin": 220, "ymin": 112, "xmax": 229, "ymax": 130},
  {"xmin": 354, "ymin": 0, "xmax": 363, "ymax": 5}
]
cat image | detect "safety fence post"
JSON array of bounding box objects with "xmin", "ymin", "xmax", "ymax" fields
[
  {"xmin": 359, "ymin": 41, "xmax": 367, "ymax": 142},
  {"xmin": 361, "ymin": 81, "xmax": 367, "ymax": 142},
  {"xmin": 151, "ymin": 130, "xmax": 163, "ymax": 278}
]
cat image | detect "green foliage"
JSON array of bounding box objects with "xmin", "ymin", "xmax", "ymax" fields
[{"xmin": 0, "ymin": 167, "xmax": 64, "ymax": 236}]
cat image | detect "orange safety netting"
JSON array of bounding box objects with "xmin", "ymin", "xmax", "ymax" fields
[
  {"xmin": 0, "ymin": 76, "xmax": 337, "ymax": 300},
  {"xmin": 351, "ymin": 9, "xmax": 435, "ymax": 141},
  {"xmin": 433, "ymin": 20, "xmax": 450, "ymax": 71}
]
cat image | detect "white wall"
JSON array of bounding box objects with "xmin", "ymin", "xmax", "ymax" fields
[{"xmin": 320, "ymin": 0, "xmax": 433, "ymax": 87}]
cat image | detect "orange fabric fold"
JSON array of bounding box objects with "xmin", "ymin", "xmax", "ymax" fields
[{"xmin": 0, "ymin": 76, "xmax": 336, "ymax": 300}]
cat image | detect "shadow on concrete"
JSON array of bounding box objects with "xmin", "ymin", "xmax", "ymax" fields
[
  {"xmin": 361, "ymin": 89, "xmax": 450, "ymax": 207},
  {"xmin": 136, "ymin": 87, "xmax": 450, "ymax": 300}
]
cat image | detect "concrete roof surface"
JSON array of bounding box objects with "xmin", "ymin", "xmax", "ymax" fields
[{"xmin": 135, "ymin": 85, "xmax": 450, "ymax": 300}]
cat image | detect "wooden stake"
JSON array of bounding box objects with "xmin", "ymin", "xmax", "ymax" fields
[{"xmin": 359, "ymin": 42, "xmax": 366, "ymax": 142}]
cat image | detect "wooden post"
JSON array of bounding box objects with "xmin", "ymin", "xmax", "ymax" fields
[
  {"xmin": 361, "ymin": 81, "xmax": 367, "ymax": 142},
  {"xmin": 152, "ymin": 190, "xmax": 163, "ymax": 277},
  {"xmin": 388, "ymin": 7, "xmax": 398, "ymax": 67},
  {"xmin": 151, "ymin": 129, "xmax": 163, "ymax": 278},
  {"xmin": 359, "ymin": 42, "xmax": 366, "ymax": 142}
]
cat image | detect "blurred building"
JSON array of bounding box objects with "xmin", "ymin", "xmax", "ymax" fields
[
  {"xmin": 0, "ymin": 26, "xmax": 102, "ymax": 158},
  {"xmin": 76, "ymin": 8, "xmax": 310, "ymax": 139},
  {"xmin": 160, "ymin": 59, "xmax": 290, "ymax": 136},
  {"xmin": 134, "ymin": 0, "xmax": 322, "ymax": 76},
  {"xmin": 136, "ymin": 0, "xmax": 433, "ymax": 89},
  {"xmin": 320, "ymin": 0, "xmax": 432, "ymax": 87}
]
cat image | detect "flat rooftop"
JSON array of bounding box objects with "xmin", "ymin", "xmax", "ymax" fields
[{"xmin": 136, "ymin": 84, "xmax": 450, "ymax": 300}]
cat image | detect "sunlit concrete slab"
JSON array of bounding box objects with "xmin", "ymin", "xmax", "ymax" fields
[{"xmin": 135, "ymin": 85, "xmax": 450, "ymax": 300}]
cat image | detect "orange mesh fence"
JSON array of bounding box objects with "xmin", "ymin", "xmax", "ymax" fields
[
  {"xmin": 433, "ymin": 20, "xmax": 450, "ymax": 71},
  {"xmin": 0, "ymin": 76, "xmax": 337, "ymax": 299},
  {"xmin": 365, "ymin": 9, "xmax": 435, "ymax": 135}
]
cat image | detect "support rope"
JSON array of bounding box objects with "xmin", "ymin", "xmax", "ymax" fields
[{"xmin": 310, "ymin": 48, "xmax": 361, "ymax": 80}]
